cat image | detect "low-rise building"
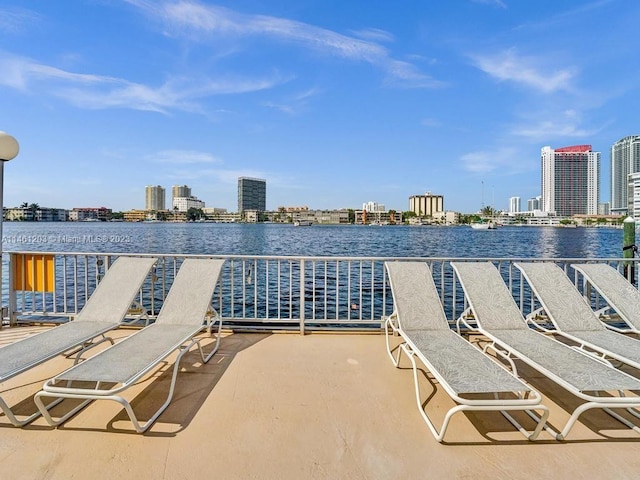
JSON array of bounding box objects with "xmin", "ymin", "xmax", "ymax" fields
[
  {"xmin": 5, "ymin": 207, "xmax": 67, "ymax": 221},
  {"xmin": 355, "ymin": 210, "xmax": 402, "ymax": 225},
  {"xmin": 69, "ymin": 207, "xmax": 112, "ymax": 221},
  {"xmin": 172, "ymin": 196, "xmax": 205, "ymax": 212},
  {"xmin": 123, "ymin": 209, "xmax": 148, "ymax": 222}
]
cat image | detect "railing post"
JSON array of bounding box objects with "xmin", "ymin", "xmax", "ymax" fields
[
  {"xmin": 623, "ymin": 216, "xmax": 636, "ymax": 282},
  {"xmin": 7, "ymin": 253, "xmax": 16, "ymax": 326},
  {"xmin": 300, "ymin": 259, "xmax": 305, "ymax": 335}
]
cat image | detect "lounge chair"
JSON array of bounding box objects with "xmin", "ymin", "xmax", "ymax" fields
[
  {"xmin": 451, "ymin": 261, "xmax": 640, "ymax": 441},
  {"xmin": 572, "ymin": 263, "xmax": 640, "ymax": 334},
  {"xmin": 34, "ymin": 258, "xmax": 225, "ymax": 433},
  {"xmin": 0, "ymin": 256, "xmax": 157, "ymax": 427},
  {"xmin": 384, "ymin": 261, "xmax": 549, "ymax": 442},
  {"xmin": 515, "ymin": 262, "xmax": 640, "ymax": 371}
]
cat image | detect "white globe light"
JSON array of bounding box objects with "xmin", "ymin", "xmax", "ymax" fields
[{"xmin": 0, "ymin": 132, "xmax": 19, "ymax": 162}]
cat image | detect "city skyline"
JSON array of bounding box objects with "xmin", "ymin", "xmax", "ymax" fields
[{"xmin": 2, "ymin": 2, "xmax": 640, "ymax": 212}]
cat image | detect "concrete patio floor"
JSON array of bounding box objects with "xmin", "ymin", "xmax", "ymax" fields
[{"xmin": 2, "ymin": 325, "xmax": 640, "ymax": 479}]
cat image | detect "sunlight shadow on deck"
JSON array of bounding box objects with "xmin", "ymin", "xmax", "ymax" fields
[{"xmin": 37, "ymin": 332, "xmax": 271, "ymax": 435}]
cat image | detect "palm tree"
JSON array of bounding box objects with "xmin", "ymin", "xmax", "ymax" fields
[{"xmin": 28, "ymin": 203, "xmax": 40, "ymax": 221}]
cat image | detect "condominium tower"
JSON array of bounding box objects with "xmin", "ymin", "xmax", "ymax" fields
[
  {"xmin": 172, "ymin": 185, "xmax": 191, "ymax": 199},
  {"xmin": 145, "ymin": 185, "xmax": 165, "ymax": 211},
  {"xmin": 610, "ymin": 135, "xmax": 640, "ymax": 215},
  {"xmin": 408, "ymin": 192, "xmax": 444, "ymax": 217},
  {"xmin": 237, "ymin": 177, "xmax": 266, "ymax": 213},
  {"xmin": 541, "ymin": 145, "xmax": 600, "ymax": 216},
  {"xmin": 509, "ymin": 196, "xmax": 521, "ymax": 214}
]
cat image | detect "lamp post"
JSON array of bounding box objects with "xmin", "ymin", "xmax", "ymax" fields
[{"xmin": 0, "ymin": 132, "xmax": 19, "ymax": 327}]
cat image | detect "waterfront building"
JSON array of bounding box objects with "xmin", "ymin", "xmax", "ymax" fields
[
  {"xmin": 124, "ymin": 209, "xmax": 170, "ymax": 222},
  {"xmin": 238, "ymin": 177, "xmax": 266, "ymax": 214},
  {"xmin": 123, "ymin": 209, "xmax": 146, "ymax": 222},
  {"xmin": 172, "ymin": 196, "xmax": 205, "ymax": 212},
  {"xmin": 409, "ymin": 192, "xmax": 444, "ymax": 217},
  {"xmin": 628, "ymin": 172, "xmax": 640, "ymax": 219},
  {"xmin": 541, "ymin": 145, "xmax": 600, "ymax": 216},
  {"xmin": 145, "ymin": 185, "xmax": 165, "ymax": 211},
  {"xmin": 355, "ymin": 210, "xmax": 402, "ymax": 225},
  {"xmin": 509, "ymin": 197, "xmax": 521, "ymax": 214},
  {"xmin": 69, "ymin": 207, "xmax": 112, "ymax": 222},
  {"xmin": 5, "ymin": 207, "xmax": 67, "ymax": 221},
  {"xmin": 611, "ymin": 135, "xmax": 640, "ymax": 215},
  {"xmin": 277, "ymin": 206, "xmax": 309, "ymax": 212}
]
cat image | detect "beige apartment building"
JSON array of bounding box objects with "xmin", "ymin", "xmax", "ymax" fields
[{"xmin": 409, "ymin": 192, "xmax": 444, "ymax": 217}]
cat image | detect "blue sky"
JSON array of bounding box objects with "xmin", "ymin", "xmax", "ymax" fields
[{"xmin": 1, "ymin": 0, "xmax": 638, "ymax": 213}]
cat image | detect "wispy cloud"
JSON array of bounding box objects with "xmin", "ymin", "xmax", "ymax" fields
[
  {"xmin": 511, "ymin": 109, "xmax": 604, "ymax": 141},
  {"xmin": 421, "ymin": 118, "xmax": 441, "ymax": 128},
  {"xmin": 350, "ymin": 28, "xmax": 395, "ymax": 43},
  {"xmin": 149, "ymin": 150, "xmax": 222, "ymax": 164},
  {"xmin": 471, "ymin": 48, "xmax": 577, "ymax": 93},
  {"xmin": 460, "ymin": 147, "xmax": 534, "ymax": 174},
  {"xmin": 0, "ymin": 7, "xmax": 41, "ymax": 33},
  {"xmin": 262, "ymin": 87, "xmax": 322, "ymax": 115},
  {"xmin": 126, "ymin": 0, "xmax": 442, "ymax": 88},
  {"xmin": 0, "ymin": 51, "xmax": 284, "ymax": 112},
  {"xmin": 471, "ymin": 0, "xmax": 507, "ymax": 8}
]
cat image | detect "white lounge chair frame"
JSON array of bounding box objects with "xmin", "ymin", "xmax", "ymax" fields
[
  {"xmin": 516, "ymin": 262, "xmax": 640, "ymax": 372},
  {"xmin": 384, "ymin": 261, "xmax": 549, "ymax": 442},
  {"xmin": 452, "ymin": 261, "xmax": 640, "ymax": 441},
  {"xmin": 572, "ymin": 263, "xmax": 640, "ymax": 334},
  {"xmin": 0, "ymin": 256, "xmax": 157, "ymax": 427},
  {"xmin": 34, "ymin": 258, "xmax": 225, "ymax": 433}
]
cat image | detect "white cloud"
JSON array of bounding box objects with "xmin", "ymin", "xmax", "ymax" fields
[
  {"xmin": 262, "ymin": 87, "xmax": 323, "ymax": 115},
  {"xmin": 0, "ymin": 7, "xmax": 41, "ymax": 33},
  {"xmin": 472, "ymin": 48, "xmax": 577, "ymax": 93},
  {"xmin": 149, "ymin": 150, "xmax": 222, "ymax": 164},
  {"xmin": 460, "ymin": 147, "xmax": 534, "ymax": 174},
  {"xmin": 511, "ymin": 109, "xmax": 602, "ymax": 141},
  {"xmin": 471, "ymin": 0, "xmax": 507, "ymax": 8},
  {"xmin": 350, "ymin": 28, "xmax": 395, "ymax": 43},
  {"xmin": 421, "ymin": 118, "xmax": 441, "ymax": 127},
  {"xmin": 127, "ymin": 0, "xmax": 442, "ymax": 88},
  {"xmin": 0, "ymin": 51, "xmax": 284, "ymax": 112}
]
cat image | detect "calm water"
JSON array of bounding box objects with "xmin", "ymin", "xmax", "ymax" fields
[{"xmin": 0, "ymin": 222, "xmax": 630, "ymax": 258}]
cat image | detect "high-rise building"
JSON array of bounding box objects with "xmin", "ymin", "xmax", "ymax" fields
[
  {"xmin": 527, "ymin": 196, "xmax": 540, "ymax": 211},
  {"xmin": 611, "ymin": 135, "xmax": 640, "ymax": 215},
  {"xmin": 509, "ymin": 196, "xmax": 521, "ymax": 214},
  {"xmin": 145, "ymin": 185, "xmax": 165, "ymax": 211},
  {"xmin": 408, "ymin": 192, "xmax": 444, "ymax": 217},
  {"xmin": 238, "ymin": 177, "xmax": 266, "ymax": 213},
  {"xmin": 541, "ymin": 145, "xmax": 600, "ymax": 216},
  {"xmin": 362, "ymin": 201, "xmax": 385, "ymax": 212},
  {"xmin": 172, "ymin": 185, "xmax": 191, "ymax": 199}
]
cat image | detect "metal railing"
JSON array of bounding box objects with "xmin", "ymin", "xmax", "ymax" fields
[{"xmin": 2, "ymin": 251, "xmax": 638, "ymax": 333}]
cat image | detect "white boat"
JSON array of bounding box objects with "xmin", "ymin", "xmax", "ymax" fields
[
  {"xmin": 470, "ymin": 220, "xmax": 496, "ymax": 230},
  {"xmin": 294, "ymin": 220, "xmax": 312, "ymax": 226}
]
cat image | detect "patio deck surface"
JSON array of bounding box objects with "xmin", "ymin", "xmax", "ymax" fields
[{"xmin": 1, "ymin": 325, "xmax": 640, "ymax": 479}]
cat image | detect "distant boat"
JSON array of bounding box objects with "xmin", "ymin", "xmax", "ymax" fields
[
  {"xmin": 294, "ymin": 220, "xmax": 312, "ymax": 226},
  {"xmin": 470, "ymin": 220, "xmax": 496, "ymax": 230}
]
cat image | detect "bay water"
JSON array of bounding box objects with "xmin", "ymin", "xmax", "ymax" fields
[{"xmin": 1, "ymin": 222, "xmax": 628, "ymax": 258}]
